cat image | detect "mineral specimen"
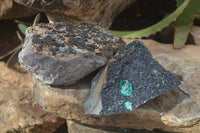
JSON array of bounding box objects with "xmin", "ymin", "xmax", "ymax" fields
[
  {"xmin": 84, "ymin": 40, "xmax": 181, "ymax": 115},
  {"xmin": 18, "ymin": 22, "xmax": 125, "ymax": 86}
]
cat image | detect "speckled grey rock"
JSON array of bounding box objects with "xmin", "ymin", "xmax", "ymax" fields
[
  {"xmin": 84, "ymin": 40, "xmax": 181, "ymax": 115},
  {"xmin": 18, "ymin": 22, "xmax": 125, "ymax": 86}
]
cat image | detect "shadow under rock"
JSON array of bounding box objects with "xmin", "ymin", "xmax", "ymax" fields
[
  {"xmin": 72, "ymin": 120, "xmax": 171, "ymax": 133},
  {"xmin": 54, "ymin": 121, "xmax": 68, "ymax": 133}
]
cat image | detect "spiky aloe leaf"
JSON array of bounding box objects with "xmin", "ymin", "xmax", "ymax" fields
[
  {"xmin": 174, "ymin": 22, "xmax": 192, "ymax": 48},
  {"xmin": 15, "ymin": 20, "xmax": 32, "ymax": 26},
  {"xmin": 173, "ymin": 0, "xmax": 200, "ymax": 48},
  {"xmin": 110, "ymin": 0, "xmax": 189, "ymax": 38},
  {"xmin": 171, "ymin": 0, "xmax": 200, "ymax": 27},
  {"xmin": 177, "ymin": 0, "xmax": 185, "ymax": 7}
]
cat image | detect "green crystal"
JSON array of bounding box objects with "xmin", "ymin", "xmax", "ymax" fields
[
  {"xmin": 120, "ymin": 80, "xmax": 132, "ymax": 96},
  {"xmin": 125, "ymin": 101, "xmax": 132, "ymax": 111}
]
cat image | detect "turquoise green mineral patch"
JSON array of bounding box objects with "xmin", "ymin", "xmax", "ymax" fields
[
  {"xmin": 153, "ymin": 69, "xmax": 159, "ymax": 75},
  {"xmin": 120, "ymin": 80, "xmax": 132, "ymax": 96},
  {"xmin": 125, "ymin": 101, "xmax": 132, "ymax": 111}
]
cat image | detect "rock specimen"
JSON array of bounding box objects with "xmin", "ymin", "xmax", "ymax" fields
[
  {"xmin": 84, "ymin": 40, "xmax": 181, "ymax": 115},
  {"xmin": 14, "ymin": 0, "xmax": 136, "ymax": 28},
  {"xmin": 19, "ymin": 22, "xmax": 125, "ymax": 86},
  {"xmin": 191, "ymin": 26, "xmax": 200, "ymax": 46}
]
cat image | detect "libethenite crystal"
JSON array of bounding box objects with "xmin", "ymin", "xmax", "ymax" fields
[
  {"xmin": 120, "ymin": 80, "xmax": 132, "ymax": 96},
  {"xmin": 84, "ymin": 40, "xmax": 181, "ymax": 115}
]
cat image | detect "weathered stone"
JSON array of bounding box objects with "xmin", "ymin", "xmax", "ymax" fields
[
  {"xmin": 34, "ymin": 79, "xmax": 200, "ymax": 132},
  {"xmin": 191, "ymin": 26, "xmax": 200, "ymax": 46},
  {"xmin": 0, "ymin": 62, "xmax": 65, "ymax": 133},
  {"xmin": 19, "ymin": 22, "xmax": 125, "ymax": 86},
  {"xmin": 34, "ymin": 39, "xmax": 200, "ymax": 133},
  {"xmin": 0, "ymin": 0, "xmax": 36, "ymax": 20},
  {"xmin": 67, "ymin": 120, "xmax": 153, "ymax": 133},
  {"xmin": 84, "ymin": 40, "xmax": 180, "ymax": 115},
  {"xmin": 67, "ymin": 120, "xmax": 118, "ymax": 133},
  {"xmin": 14, "ymin": 0, "xmax": 136, "ymax": 28}
]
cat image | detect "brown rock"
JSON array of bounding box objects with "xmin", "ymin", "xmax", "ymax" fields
[
  {"xmin": 67, "ymin": 120, "xmax": 118, "ymax": 133},
  {"xmin": 0, "ymin": 62, "xmax": 65, "ymax": 133},
  {"xmin": 67, "ymin": 120, "xmax": 153, "ymax": 133},
  {"xmin": 34, "ymin": 79, "xmax": 200, "ymax": 133},
  {"xmin": 190, "ymin": 26, "xmax": 200, "ymax": 46},
  {"xmin": 0, "ymin": 0, "xmax": 36, "ymax": 20},
  {"xmin": 14, "ymin": 0, "xmax": 136, "ymax": 28},
  {"xmin": 34, "ymin": 39, "xmax": 200, "ymax": 133}
]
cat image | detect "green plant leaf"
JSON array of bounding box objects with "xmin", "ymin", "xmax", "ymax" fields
[
  {"xmin": 176, "ymin": 0, "xmax": 185, "ymax": 7},
  {"xmin": 110, "ymin": 0, "xmax": 189, "ymax": 38},
  {"xmin": 15, "ymin": 20, "xmax": 32, "ymax": 26},
  {"xmin": 18, "ymin": 23, "xmax": 28, "ymax": 35},
  {"xmin": 171, "ymin": 0, "xmax": 200, "ymax": 27},
  {"xmin": 70, "ymin": 18, "xmax": 81, "ymax": 23},
  {"xmin": 15, "ymin": 20, "xmax": 32, "ymax": 35},
  {"xmin": 173, "ymin": 0, "xmax": 200, "ymax": 48},
  {"xmin": 174, "ymin": 22, "xmax": 192, "ymax": 48}
]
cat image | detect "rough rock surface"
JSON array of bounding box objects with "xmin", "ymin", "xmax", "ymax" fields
[
  {"xmin": 67, "ymin": 120, "xmax": 118, "ymax": 133},
  {"xmin": 34, "ymin": 39, "xmax": 200, "ymax": 133},
  {"xmin": 19, "ymin": 22, "xmax": 125, "ymax": 86},
  {"xmin": 135, "ymin": 39, "xmax": 200, "ymax": 105},
  {"xmin": 14, "ymin": 0, "xmax": 136, "ymax": 28},
  {"xmin": 67, "ymin": 120, "xmax": 153, "ymax": 133},
  {"xmin": 84, "ymin": 40, "xmax": 180, "ymax": 115},
  {"xmin": 191, "ymin": 26, "xmax": 200, "ymax": 46},
  {"xmin": 0, "ymin": 62, "xmax": 65, "ymax": 133},
  {"xmin": 0, "ymin": 0, "xmax": 36, "ymax": 20}
]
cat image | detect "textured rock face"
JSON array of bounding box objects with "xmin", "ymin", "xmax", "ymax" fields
[
  {"xmin": 34, "ymin": 39, "xmax": 200, "ymax": 132},
  {"xmin": 19, "ymin": 22, "xmax": 125, "ymax": 86},
  {"xmin": 136, "ymin": 39, "xmax": 200, "ymax": 105},
  {"xmin": 67, "ymin": 120, "xmax": 118, "ymax": 133},
  {"xmin": 191, "ymin": 26, "xmax": 200, "ymax": 46},
  {"xmin": 67, "ymin": 120, "xmax": 152, "ymax": 133},
  {"xmin": 0, "ymin": 0, "xmax": 36, "ymax": 20},
  {"xmin": 0, "ymin": 62, "xmax": 65, "ymax": 133},
  {"xmin": 84, "ymin": 41, "xmax": 180, "ymax": 115},
  {"xmin": 14, "ymin": 0, "xmax": 136, "ymax": 28}
]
